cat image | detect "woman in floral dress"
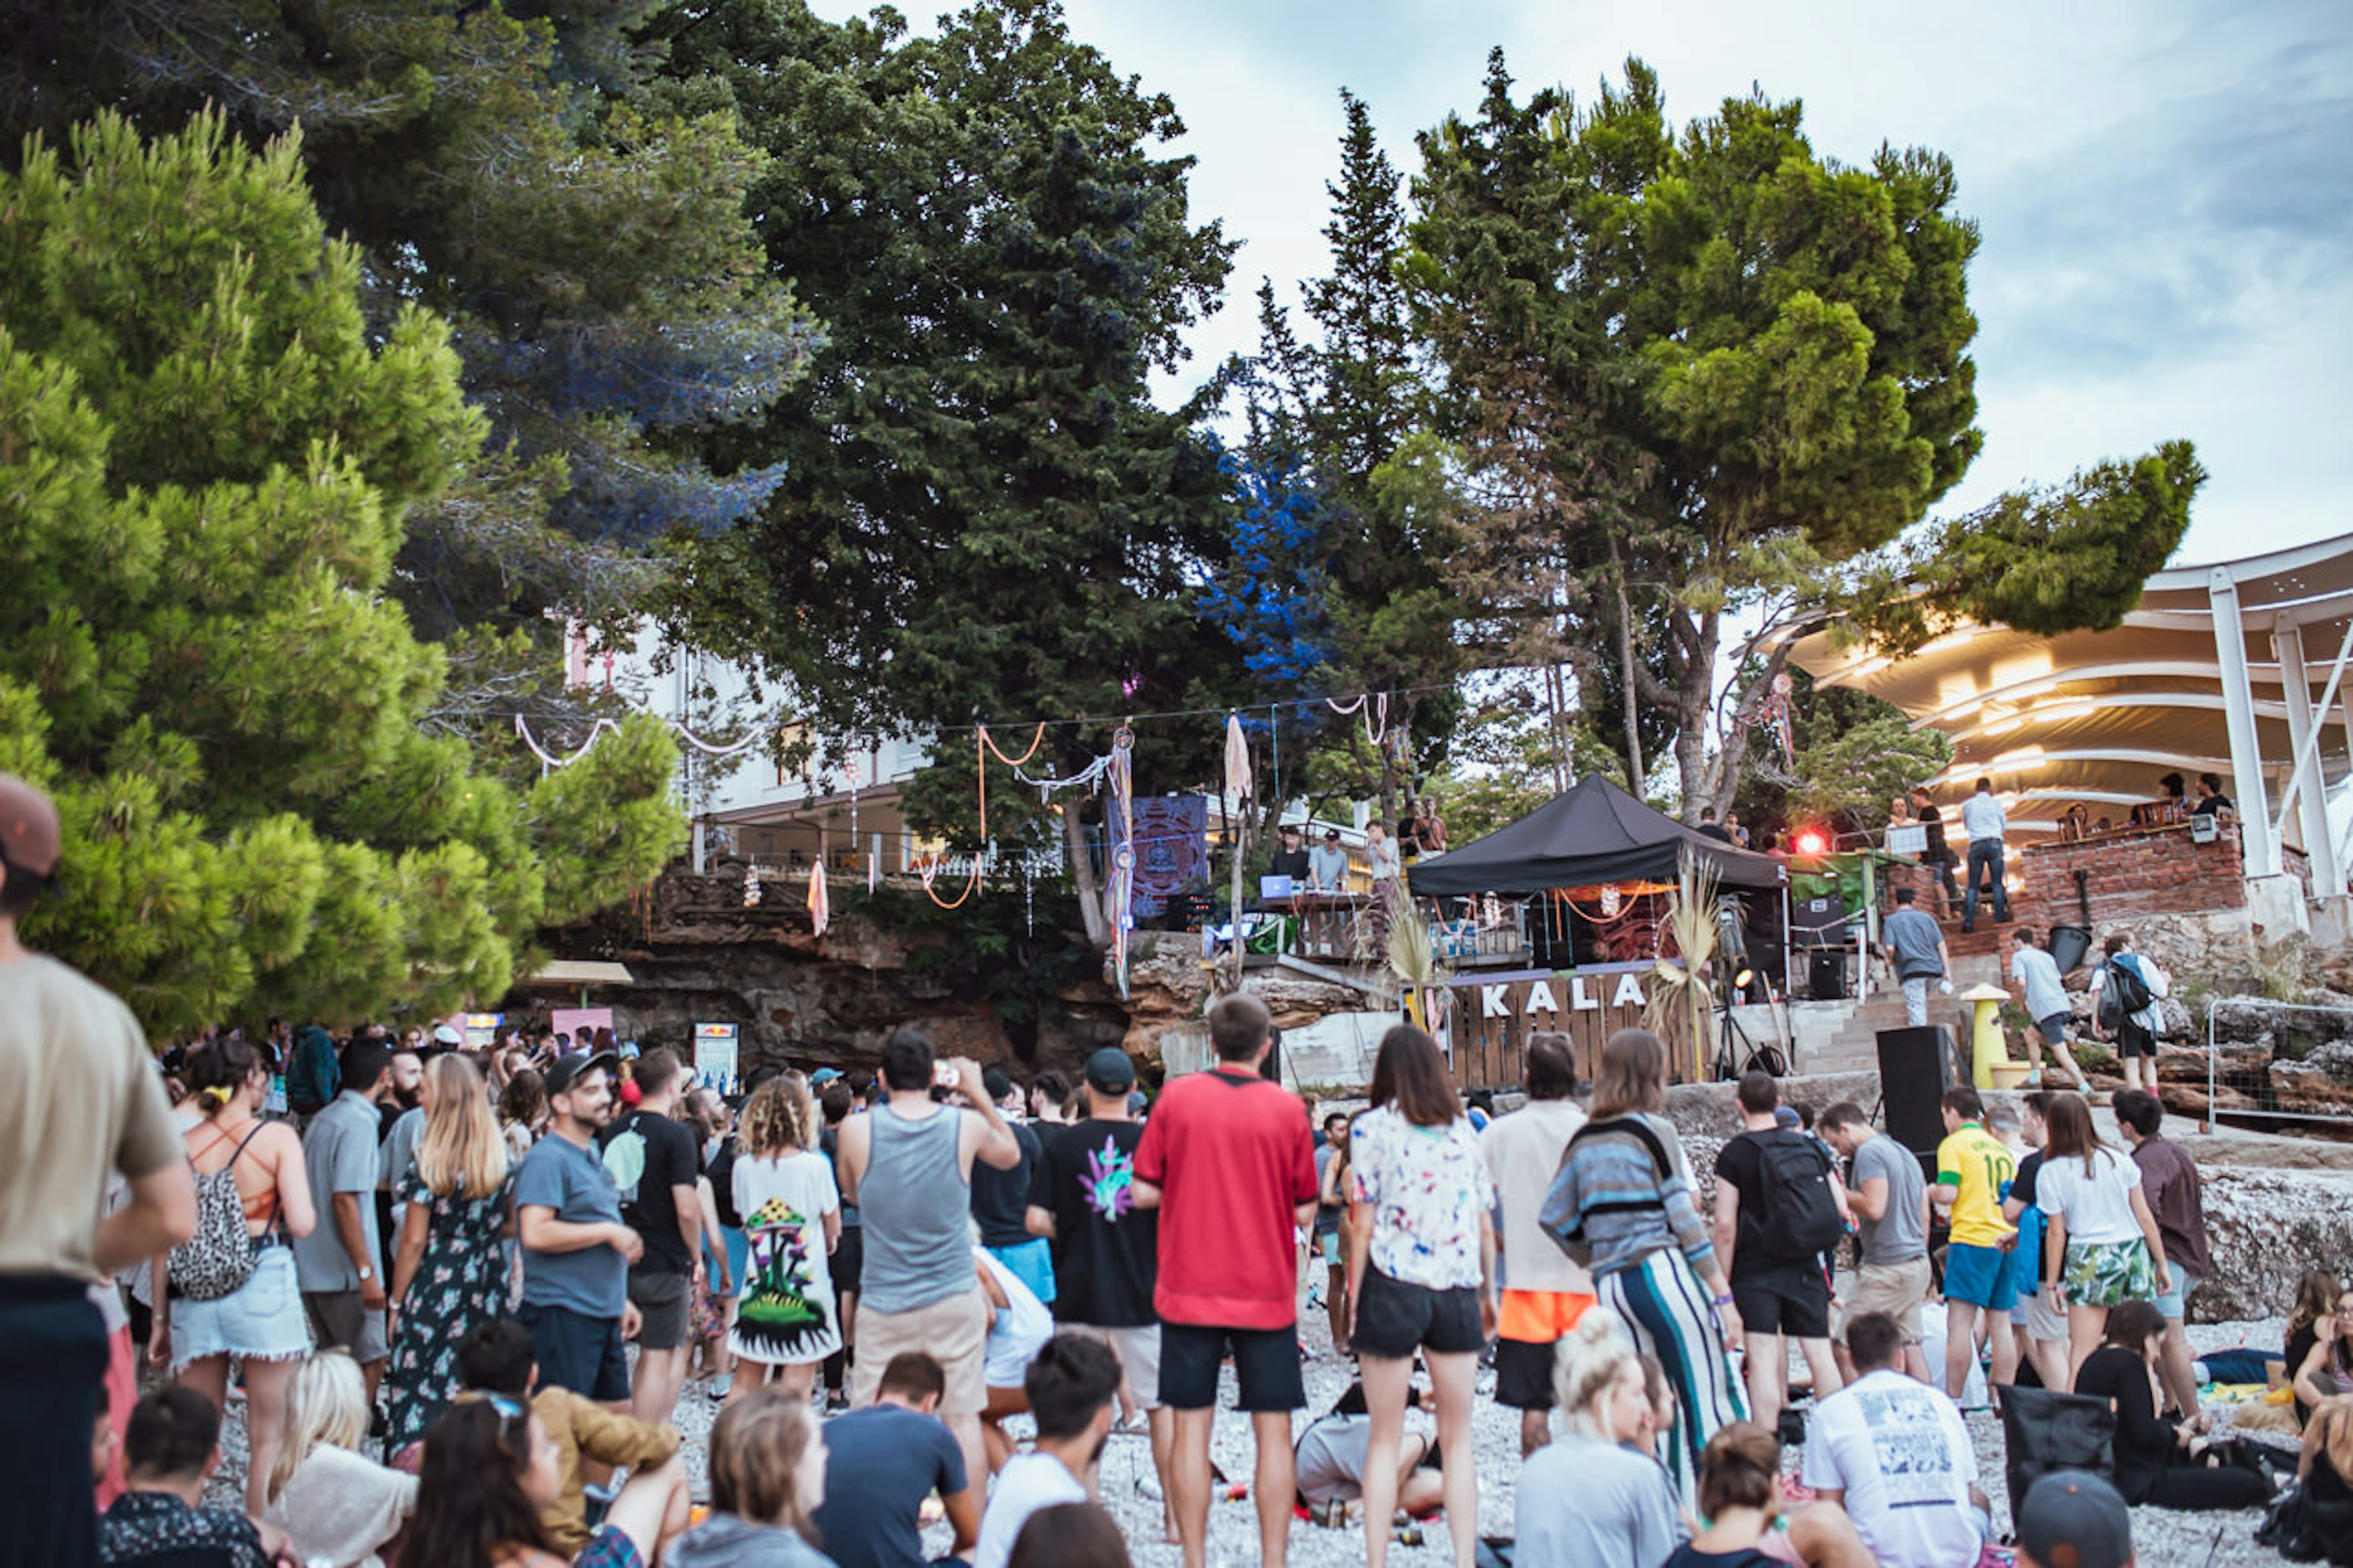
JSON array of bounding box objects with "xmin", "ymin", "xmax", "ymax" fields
[{"xmin": 386, "ymin": 1053, "xmax": 513, "ymax": 1460}]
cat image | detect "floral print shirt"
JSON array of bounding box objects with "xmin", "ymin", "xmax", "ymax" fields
[
  {"xmin": 100, "ymin": 1489, "xmax": 270, "ymax": 1568},
  {"xmin": 1350, "ymin": 1105, "xmax": 1493, "ymax": 1290}
]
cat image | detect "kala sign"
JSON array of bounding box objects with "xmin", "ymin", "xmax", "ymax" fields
[{"xmin": 1446, "ymin": 961, "xmax": 1665, "ymax": 1091}]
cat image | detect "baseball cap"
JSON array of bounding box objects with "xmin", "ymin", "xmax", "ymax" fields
[
  {"xmin": 1322, "ymin": 827, "xmax": 1340, "ymax": 841},
  {"xmin": 0, "ymin": 773, "xmax": 62, "ymax": 879},
  {"xmin": 1774, "ymin": 1105, "xmax": 1803, "ymax": 1131},
  {"xmin": 809, "ymin": 1067, "xmax": 843, "ymax": 1086},
  {"xmin": 1084, "ymin": 1047, "xmax": 1137, "ymax": 1094},
  {"xmin": 545, "ymin": 1049, "xmax": 618, "ymax": 1097},
  {"xmin": 2015, "ymin": 1471, "xmax": 2132, "ymax": 1568},
  {"xmin": 431, "ymin": 1023, "xmax": 464, "ymax": 1047}
]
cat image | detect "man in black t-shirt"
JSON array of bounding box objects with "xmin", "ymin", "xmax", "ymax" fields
[
  {"xmin": 596, "ymin": 1046, "xmax": 703, "ymax": 1424},
  {"xmin": 1025, "ymin": 1047, "xmax": 1170, "ymax": 1537},
  {"xmin": 1711, "ymin": 1072, "xmax": 1845, "ymax": 1433},
  {"xmin": 1267, "ymin": 824, "xmax": 1311, "ymax": 884}
]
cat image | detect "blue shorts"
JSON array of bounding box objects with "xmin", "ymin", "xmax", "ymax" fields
[
  {"xmin": 2153, "ymin": 1265, "xmax": 2201, "ymax": 1320},
  {"xmin": 521, "ymin": 1301, "xmax": 631, "ymax": 1403},
  {"xmin": 988, "ymin": 1236, "xmax": 1056, "ymax": 1306},
  {"xmin": 1943, "ymin": 1242, "xmax": 2018, "ymax": 1312}
]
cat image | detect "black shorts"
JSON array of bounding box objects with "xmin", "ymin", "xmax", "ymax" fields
[
  {"xmin": 2116, "ymin": 1020, "xmax": 2157, "ymax": 1059},
  {"xmin": 832, "ymin": 1227, "xmax": 864, "ymax": 1297},
  {"xmin": 1158, "ymin": 1321, "xmax": 1306, "ymax": 1412},
  {"xmin": 1731, "ymin": 1265, "xmax": 1832, "ymax": 1340},
  {"xmin": 627, "ymin": 1268, "xmax": 691, "ymax": 1351},
  {"xmin": 1349, "ymin": 1267, "xmax": 1486, "ymax": 1361},
  {"xmin": 523, "ymin": 1301, "xmax": 632, "ymax": 1403},
  {"xmin": 1493, "ymin": 1335, "xmax": 1558, "ymax": 1410}
]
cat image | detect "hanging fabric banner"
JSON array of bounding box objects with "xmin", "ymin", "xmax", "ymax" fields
[
  {"xmin": 808, "ymin": 860, "xmax": 830, "ymax": 936},
  {"xmin": 1108, "ymin": 727, "xmax": 1137, "ymax": 998},
  {"xmin": 1129, "ymin": 797, "xmax": 1207, "ymax": 918}
]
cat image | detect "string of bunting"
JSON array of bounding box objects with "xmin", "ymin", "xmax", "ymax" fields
[{"xmin": 512, "ymin": 713, "xmax": 771, "ymax": 772}]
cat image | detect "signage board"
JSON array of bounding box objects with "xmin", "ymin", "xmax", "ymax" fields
[
  {"xmin": 692, "ymin": 1023, "xmax": 740, "ymax": 1091},
  {"xmin": 1444, "ymin": 962, "xmax": 1662, "ymax": 1090}
]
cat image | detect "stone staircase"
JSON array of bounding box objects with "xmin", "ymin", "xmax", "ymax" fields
[{"xmin": 1743, "ymin": 949, "xmax": 2009, "ymax": 1079}]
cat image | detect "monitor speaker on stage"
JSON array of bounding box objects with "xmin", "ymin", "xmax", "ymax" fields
[
  {"xmin": 1790, "ymin": 894, "xmax": 1848, "ymax": 949},
  {"xmin": 1808, "ymin": 950, "xmax": 1847, "ymax": 1001},
  {"xmin": 1876, "ymin": 1025, "xmax": 1961, "ymax": 1162}
]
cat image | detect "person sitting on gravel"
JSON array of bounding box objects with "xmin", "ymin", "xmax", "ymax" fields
[
  {"xmin": 1662, "ymin": 1420, "xmax": 1873, "ymax": 1568},
  {"xmin": 2295, "ymin": 1395, "xmax": 2353, "ymax": 1564},
  {"xmin": 1293, "ymin": 1377, "xmax": 1446, "ymax": 1527},
  {"xmin": 1801, "ymin": 1311, "xmax": 1988, "ymax": 1568},
  {"xmin": 2293, "ymin": 1279, "xmax": 2353, "ymax": 1423},
  {"xmin": 808, "ymin": 1351, "xmax": 979, "ymax": 1568},
  {"xmin": 2287, "ymin": 1270, "xmax": 2349, "ymax": 1427},
  {"xmin": 2074, "ymin": 1300, "xmax": 2273, "ymax": 1511},
  {"xmin": 973, "ymin": 1332, "xmax": 1123, "ymax": 1568},
  {"xmin": 1515, "ymin": 1312, "xmax": 1683, "ymax": 1568},
  {"xmin": 452, "ymin": 1319, "xmax": 688, "ymax": 1561}
]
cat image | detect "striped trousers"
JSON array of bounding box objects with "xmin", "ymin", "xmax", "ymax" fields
[{"xmin": 1599, "ymin": 1249, "xmax": 1748, "ymax": 1500}]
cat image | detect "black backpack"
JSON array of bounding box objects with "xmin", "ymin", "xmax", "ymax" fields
[
  {"xmin": 1748, "ymin": 1130, "xmax": 1843, "ymax": 1261},
  {"xmin": 2096, "ymin": 956, "xmax": 2154, "ymax": 1030}
]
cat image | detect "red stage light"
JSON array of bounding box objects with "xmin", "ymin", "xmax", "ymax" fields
[{"xmin": 1791, "ymin": 827, "xmax": 1830, "ymax": 857}]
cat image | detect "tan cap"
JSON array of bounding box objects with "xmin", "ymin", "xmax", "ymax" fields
[{"xmin": 0, "ymin": 773, "xmax": 62, "ymax": 879}]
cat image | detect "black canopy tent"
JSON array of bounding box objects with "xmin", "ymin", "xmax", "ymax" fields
[
  {"xmin": 1406, "ymin": 774, "xmax": 1789, "ymax": 896},
  {"xmin": 1406, "ymin": 773, "xmax": 1793, "ymax": 1009}
]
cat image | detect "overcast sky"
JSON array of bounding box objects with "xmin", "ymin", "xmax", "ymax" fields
[{"xmin": 814, "ymin": 0, "xmax": 2351, "ymax": 567}]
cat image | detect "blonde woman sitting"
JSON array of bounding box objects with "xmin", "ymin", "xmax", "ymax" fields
[{"xmin": 263, "ymin": 1350, "xmax": 418, "ymax": 1568}]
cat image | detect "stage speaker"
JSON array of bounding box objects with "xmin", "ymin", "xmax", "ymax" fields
[
  {"xmin": 1790, "ymin": 894, "xmax": 1848, "ymax": 949},
  {"xmin": 1808, "ymin": 950, "xmax": 1847, "ymax": 1001},
  {"xmin": 1876, "ymin": 1024, "xmax": 1961, "ymax": 1162}
]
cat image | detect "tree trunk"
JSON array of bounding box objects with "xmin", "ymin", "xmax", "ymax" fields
[
  {"xmin": 1613, "ymin": 574, "xmax": 1645, "ymax": 793},
  {"xmin": 1062, "ymin": 802, "xmax": 1111, "ymax": 949}
]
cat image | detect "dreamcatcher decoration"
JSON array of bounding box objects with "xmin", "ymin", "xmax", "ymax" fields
[
  {"xmin": 1730, "ymin": 671, "xmax": 1800, "ymax": 782},
  {"xmin": 1107, "ymin": 725, "xmax": 1137, "ymax": 998},
  {"xmin": 916, "ymin": 723, "xmax": 1048, "ymax": 911},
  {"xmin": 742, "ymin": 865, "xmax": 762, "ymax": 909}
]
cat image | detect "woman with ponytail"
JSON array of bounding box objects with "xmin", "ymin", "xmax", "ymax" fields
[{"xmin": 150, "ymin": 1034, "xmax": 317, "ymax": 1515}]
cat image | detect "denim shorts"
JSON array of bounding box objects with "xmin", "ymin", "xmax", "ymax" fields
[
  {"xmin": 2153, "ymin": 1266, "xmax": 2202, "ymax": 1320},
  {"xmin": 169, "ymin": 1246, "xmax": 312, "ymax": 1370}
]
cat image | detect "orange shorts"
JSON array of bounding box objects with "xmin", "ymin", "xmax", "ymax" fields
[{"xmin": 1497, "ymin": 1288, "xmax": 1596, "ymax": 1345}]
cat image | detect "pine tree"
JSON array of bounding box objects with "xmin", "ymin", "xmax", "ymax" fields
[
  {"xmin": 0, "ymin": 113, "xmax": 686, "ymax": 1034},
  {"xmin": 653, "ymin": 0, "xmax": 1246, "ymax": 944}
]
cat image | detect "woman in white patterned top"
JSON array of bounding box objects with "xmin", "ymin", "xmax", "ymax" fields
[{"xmin": 1346, "ymin": 1025, "xmax": 1495, "ymax": 1568}]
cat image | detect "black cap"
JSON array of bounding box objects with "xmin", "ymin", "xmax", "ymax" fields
[
  {"xmin": 545, "ymin": 1049, "xmax": 618, "ymax": 1097},
  {"xmin": 1323, "ymin": 827, "xmax": 1341, "ymax": 841},
  {"xmin": 1084, "ymin": 1048, "xmax": 1137, "ymax": 1093},
  {"xmin": 2016, "ymin": 1471, "xmax": 2132, "ymax": 1568}
]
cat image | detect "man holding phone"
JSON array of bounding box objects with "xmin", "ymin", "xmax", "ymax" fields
[{"xmin": 836, "ymin": 1026, "xmax": 1023, "ymax": 1487}]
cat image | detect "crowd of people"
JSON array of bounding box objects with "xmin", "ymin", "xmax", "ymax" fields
[{"xmin": 8, "ymin": 764, "xmax": 2353, "ymax": 1568}]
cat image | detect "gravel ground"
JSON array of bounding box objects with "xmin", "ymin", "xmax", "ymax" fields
[{"xmin": 192, "ymin": 1310, "xmax": 2303, "ymax": 1567}]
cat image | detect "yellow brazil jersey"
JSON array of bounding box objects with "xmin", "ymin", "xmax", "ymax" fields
[{"xmin": 1936, "ymin": 1123, "xmax": 2017, "ymax": 1248}]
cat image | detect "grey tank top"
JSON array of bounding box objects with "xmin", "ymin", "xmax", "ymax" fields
[{"xmin": 857, "ymin": 1104, "xmax": 971, "ymax": 1314}]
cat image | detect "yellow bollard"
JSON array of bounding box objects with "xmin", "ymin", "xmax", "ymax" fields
[{"xmin": 1956, "ymin": 983, "xmax": 2014, "ymax": 1089}]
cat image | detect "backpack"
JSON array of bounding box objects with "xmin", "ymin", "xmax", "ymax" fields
[
  {"xmin": 166, "ymin": 1122, "xmax": 270, "ymax": 1302},
  {"xmin": 2096, "ymin": 956, "xmax": 2155, "ymax": 1030},
  {"xmin": 1748, "ymin": 1130, "xmax": 1843, "ymax": 1261}
]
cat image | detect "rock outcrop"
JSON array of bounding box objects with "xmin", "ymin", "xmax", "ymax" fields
[
  {"xmin": 536, "ymin": 869, "xmax": 1129, "ymax": 1078},
  {"xmin": 2189, "ymin": 1165, "xmax": 2353, "ymax": 1320}
]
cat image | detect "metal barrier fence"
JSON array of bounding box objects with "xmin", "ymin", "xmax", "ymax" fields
[{"xmin": 2203, "ymin": 998, "xmax": 2353, "ymax": 1129}]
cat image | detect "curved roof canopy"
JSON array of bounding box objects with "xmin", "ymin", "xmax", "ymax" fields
[{"xmin": 1786, "ymin": 533, "xmax": 2353, "ymax": 843}]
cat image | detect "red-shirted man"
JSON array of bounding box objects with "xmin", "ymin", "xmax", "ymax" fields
[{"xmin": 1134, "ymin": 993, "xmax": 1319, "ymax": 1568}]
